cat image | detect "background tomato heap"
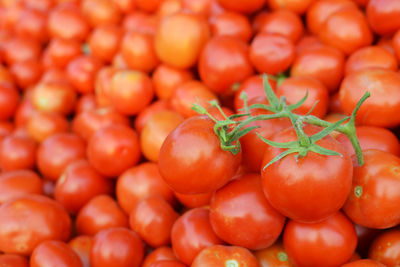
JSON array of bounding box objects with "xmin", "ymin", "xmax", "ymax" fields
[{"xmin": 0, "ymin": 0, "xmax": 399, "ymax": 266}]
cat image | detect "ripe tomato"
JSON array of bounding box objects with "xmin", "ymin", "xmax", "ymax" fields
[
  {"xmin": 0, "ymin": 82, "xmax": 19, "ymax": 120},
  {"xmin": 42, "ymin": 38, "xmax": 81, "ymax": 69},
  {"xmin": 15, "ymin": 8, "xmax": 47, "ymax": 43},
  {"xmin": 122, "ymin": 11, "xmax": 159, "ymax": 35},
  {"xmin": 142, "ymin": 246, "xmax": 177, "ymax": 267},
  {"xmin": 9, "ymin": 59, "xmax": 42, "ymax": 89},
  {"xmin": 267, "ymin": 0, "xmax": 315, "ymax": 14},
  {"xmin": 75, "ymin": 194, "xmax": 129, "ymax": 236},
  {"xmin": 66, "ymin": 55, "xmax": 103, "ymax": 94},
  {"xmin": 88, "ymin": 24, "xmax": 122, "ymax": 63},
  {"xmin": 295, "ymin": 35, "xmax": 324, "ymax": 55},
  {"xmin": 0, "ymin": 170, "xmax": 42, "ymax": 204},
  {"xmin": 369, "ymin": 229, "xmax": 400, "ymax": 267},
  {"xmin": 191, "ymin": 245, "xmax": 259, "ymax": 267},
  {"xmin": 283, "ymin": 212, "xmax": 357, "ymax": 267},
  {"xmin": 0, "ymin": 254, "xmax": 29, "ymax": 267},
  {"xmin": 262, "ymin": 125, "xmax": 353, "ymax": 223},
  {"xmin": 217, "ymin": 0, "xmax": 266, "ymax": 14},
  {"xmin": 3, "ymin": 36, "xmax": 41, "ymax": 65},
  {"xmin": 210, "ymin": 11, "xmax": 252, "ymax": 42},
  {"xmin": 254, "ymin": 242, "xmax": 293, "ymax": 267},
  {"xmin": 81, "ymin": 0, "xmax": 121, "ymax": 27},
  {"xmin": 90, "ymin": 227, "xmax": 144, "ymax": 267},
  {"xmin": 87, "ymin": 124, "xmax": 141, "ymax": 177},
  {"xmin": 210, "ymin": 173, "xmax": 285, "ymax": 250},
  {"xmin": 30, "ymin": 240, "xmax": 83, "ymax": 267},
  {"xmin": 343, "ymin": 150, "xmax": 400, "ymax": 229},
  {"xmin": 0, "ymin": 134, "xmax": 37, "ymax": 171},
  {"xmin": 171, "ymin": 208, "xmax": 224, "ymax": 265},
  {"xmin": 116, "ymin": 162, "xmax": 176, "ymax": 214},
  {"xmin": 339, "ymin": 69, "xmax": 400, "ymax": 127},
  {"xmin": 366, "ymin": 0, "xmax": 400, "ymax": 36},
  {"xmin": 134, "ymin": 100, "xmax": 172, "ymax": 132},
  {"xmin": 0, "ymin": 194, "xmax": 71, "ymax": 255},
  {"xmin": 342, "ymin": 259, "xmax": 387, "ymax": 267},
  {"xmin": 69, "ymin": 235, "xmax": 93, "ymax": 267},
  {"xmin": 148, "ymin": 260, "xmax": 187, "ymax": 267},
  {"xmin": 159, "ymin": 115, "xmax": 242, "ymax": 194},
  {"xmin": 198, "ymin": 36, "xmax": 254, "ymax": 94},
  {"xmin": 75, "ymin": 94, "xmax": 97, "ymax": 114},
  {"xmin": 174, "ymin": 191, "xmax": 213, "ymax": 208},
  {"xmin": 129, "ymin": 196, "xmax": 179, "ymax": 247},
  {"xmin": 26, "ymin": 111, "xmax": 69, "ymax": 143},
  {"xmin": 155, "ymin": 13, "xmax": 210, "ymax": 69}
]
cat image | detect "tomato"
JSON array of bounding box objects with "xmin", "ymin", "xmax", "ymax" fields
[
  {"xmin": 170, "ymin": 80, "xmax": 219, "ymax": 118},
  {"xmin": 366, "ymin": 0, "xmax": 400, "ymax": 36},
  {"xmin": 88, "ymin": 24, "xmax": 122, "ymax": 63},
  {"xmin": 171, "ymin": 208, "xmax": 224, "ymax": 265},
  {"xmin": 254, "ymin": 242, "xmax": 293, "ymax": 267},
  {"xmin": 155, "ymin": 13, "xmax": 210, "ymax": 69},
  {"xmin": 42, "ymin": 38, "xmax": 81, "ymax": 69},
  {"xmin": 81, "ymin": 0, "xmax": 121, "ymax": 27},
  {"xmin": 306, "ymin": 0, "xmax": 357, "ymax": 35},
  {"xmin": 157, "ymin": 0, "xmax": 184, "ymax": 18},
  {"xmin": 109, "ymin": 70, "xmax": 154, "ymax": 115},
  {"xmin": 0, "ymin": 65, "xmax": 13, "ymax": 84},
  {"xmin": 0, "ymin": 82, "xmax": 19, "ymax": 120},
  {"xmin": 181, "ymin": 0, "xmax": 214, "ymax": 17},
  {"xmin": 336, "ymin": 126, "xmax": 400, "ymax": 157},
  {"xmin": 291, "ymin": 45, "xmax": 345, "ymax": 92},
  {"xmin": 192, "ymin": 245, "xmax": 259, "ymax": 267},
  {"xmin": 267, "ymin": 0, "xmax": 315, "ymax": 14},
  {"xmin": 284, "ymin": 212, "xmax": 357, "ymax": 267},
  {"xmin": 174, "ymin": 191, "xmax": 213, "ymax": 208},
  {"xmin": 15, "ymin": 8, "xmax": 47, "ymax": 43},
  {"xmin": 54, "ymin": 159, "xmax": 114, "ymax": 214},
  {"xmin": 343, "ymin": 150, "xmax": 400, "ymax": 229},
  {"xmin": 0, "ymin": 170, "xmax": 42, "ymax": 204},
  {"xmin": 261, "ymin": 125, "xmax": 353, "ymax": 223},
  {"xmin": 87, "ymin": 124, "xmax": 141, "ymax": 177},
  {"xmin": 0, "ymin": 194, "xmax": 71, "ymax": 255},
  {"xmin": 354, "ymin": 224, "xmax": 381, "ymax": 258},
  {"xmin": 47, "ymin": 3, "xmax": 89, "ymax": 41},
  {"xmin": 40, "ymin": 68, "xmax": 69, "ymax": 84},
  {"xmin": 72, "ymin": 108, "xmax": 129, "ymax": 141},
  {"xmin": 90, "ymin": 227, "xmax": 144, "ymax": 267},
  {"xmin": 159, "ymin": 115, "xmax": 241, "ymax": 194},
  {"xmin": 32, "ymin": 81, "xmax": 77, "ymax": 115},
  {"xmin": 140, "ymin": 110, "xmax": 184, "ymax": 162},
  {"xmin": 129, "ymin": 196, "xmax": 179, "ymax": 247},
  {"xmin": 198, "ymin": 36, "xmax": 254, "ymax": 94},
  {"xmin": 122, "ymin": 11, "xmax": 159, "ymax": 35},
  {"xmin": 9, "ymin": 59, "xmax": 42, "ymax": 89},
  {"xmin": 135, "ymin": 100, "xmax": 172, "ymax": 132},
  {"xmin": 69, "ymin": 235, "xmax": 93, "ymax": 267},
  {"xmin": 37, "ymin": 133, "xmax": 86, "ymax": 181},
  {"xmin": 210, "ymin": 11, "xmax": 252, "ymax": 42},
  {"xmin": 295, "ymin": 35, "xmax": 324, "ymax": 55},
  {"xmin": 369, "ymin": 229, "xmax": 400, "ymax": 267},
  {"xmin": 342, "ymin": 259, "xmax": 387, "ymax": 267},
  {"xmin": 26, "ymin": 111, "xmax": 69, "ymax": 143},
  {"xmin": 258, "ymin": 10, "xmax": 304, "ymax": 43},
  {"xmin": 14, "ymin": 98, "xmax": 37, "ymax": 129},
  {"xmin": 75, "ymin": 194, "xmax": 129, "ymax": 236},
  {"xmin": 149, "ymin": 260, "xmax": 187, "ymax": 267},
  {"xmin": 66, "ymin": 55, "xmax": 103, "ymax": 94},
  {"xmin": 0, "ymin": 134, "xmax": 37, "ymax": 171},
  {"xmin": 30, "ymin": 240, "xmax": 83, "ymax": 267},
  {"xmin": 249, "ymin": 32, "xmax": 295, "ymax": 75},
  {"xmin": 344, "ymin": 46, "xmax": 397, "ymax": 75},
  {"xmin": 121, "ymin": 31, "xmax": 159, "ymax": 73},
  {"xmin": 152, "ymin": 64, "xmax": 193, "ymax": 100},
  {"xmin": 217, "ymin": 0, "xmax": 266, "ymax": 14},
  {"xmin": 3, "ymin": 36, "xmax": 41, "ymax": 65},
  {"xmin": 76, "ymin": 94, "xmax": 97, "ymax": 114},
  {"xmin": 142, "ymin": 246, "xmax": 177, "ymax": 267},
  {"xmin": 339, "ymin": 69, "xmax": 400, "ymax": 128},
  {"xmin": 113, "ymin": 0, "xmax": 135, "ymax": 13},
  {"xmin": 210, "ymin": 173, "xmax": 285, "ymax": 250},
  {"xmin": 136, "ymin": 0, "xmax": 162, "ymax": 12},
  {"xmin": 0, "ymin": 254, "xmax": 29, "ymax": 267}
]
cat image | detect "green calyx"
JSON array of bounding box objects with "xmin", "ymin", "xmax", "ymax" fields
[{"xmin": 192, "ymin": 74, "xmax": 370, "ymax": 167}]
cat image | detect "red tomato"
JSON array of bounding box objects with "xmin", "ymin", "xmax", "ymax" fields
[
  {"xmin": 254, "ymin": 242, "xmax": 293, "ymax": 267},
  {"xmin": 283, "ymin": 212, "xmax": 357, "ymax": 267},
  {"xmin": 0, "ymin": 194, "xmax": 71, "ymax": 255},
  {"xmin": 339, "ymin": 69, "xmax": 400, "ymax": 127},
  {"xmin": 0, "ymin": 134, "xmax": 37, "ymax": 171},
  {"xmin": 15, "ymin": 8, "xmax": 47, "ymax": 42},
  {"xmin": 54, "ymin": 159, "xmax": 114, "ymax": 214},
  {"xmin": 90, "ymin": 227, "xmax": 144, "ymax": 267},
  {"xmin": 210, "ymin": 11, "xmax": 252, "ymax": 42},
  {"xmin": 75, "ymin": 194, "xmax": 129, "ymax": 236},
  {"xmin": 155, "ymin": 13, "xmax": 210, "ymax": 69},
  {"xmin": 262, "ymin": 125, "xmax": 353, "ymax": 223},
  {"xmin": 366, "ymin": 0, "xmax": 400, "ymax": 36},
  {"xmin": 0, "ymin": 82, "xmax": 19, "ymax": 120},
  {"xmin": 149, "ymin": 260, "xmax": 187, "ymax": 267},
  {"xmin": 81, "ymin": 0, "xmax": 121, "ymax": 27},
  {"xmin": 66, "ymin": 55, "xmax": 103, "ymax": 94},
  {"xmin": 369, "ymin": 229, "xmax": 400, "ymax": 267},
  {"xmin": 157, "ymin": 0, "xmax": 182, "ymax": 17},
  {"xmin": 342, "ymin": 259, "xmax": 387, "ymax": 267},
  {"xmin": 42, "ymin": 38, "xmax": 81, "ymax": 69},
  {"xmin": 122, "ymin": 11, "xmax": 159, "ymax": 35},
  {"xmin": 87, "ymin": 124, "xmax": 141, "ymax": 177},
  {"xmin": 191, "ymin": 245, "xmax": 259, "ymax": 267},
  {"xmin": 9, "ymin": 59, "xmax": 42, "ymax": 89},
  {"xmin": 37, "ymin": 133, "xmax": 86, "ymax": 181},
  {"xmin": 3, "ymin": 36, "xmax": 41, "ymax": 65},
  {"xmin": 76, "ymin": 94, "xmax": 97, "ymax": 114},
  {"xmin": 0, "ymin": 170, "xmax": 42, "ymax": 204},
  {"xmin": 142, "ymin": 246, "xmax": 177, "ymax": 267},
  {"xmin": 26, "ymin": 111, "xmax": 70, "ymax": 143},
  {"xmin": 134, "ymin": 100, "xmax": 172, "ymax": 132},
  {"xmin": 69, "ymin": 235, "xmax": 93, "ymax": 267},
  {"xmin": 0, "ymin": 254, "xmax": 29, "ymax": 267},
  {"xmin": 129, "ymin": 196, "xmax": 179, "ymax": 247},
  {"xmin": 198, "ymin": 36, "xmax": 254, "ymax": 94},
  {"xmin": 30, "ymin": 240, "xmax": 83, "ymax": 267},
  {"xmin": 210, "ymin": 173, "xmax": 285, "ymax": 250},
  {"xmin": 217, "ymin": 0, "xmax": 266, "ymax": 14},
  {"xmin": 171, "ymin": 208, "xmax": 224, "ymax": 265},
  {"xmin": 159, "ymin": 115, "xmax": 241, "ymax": 194},
  {"xmin": 295, "ymin": 35, "xmax": 324, "ymax": 55},
  {"xmin": 174, "ymin": 191, "xmax": 213, "ymax": 208},
  {"xmin": 267, "ymin": 0, "xmax": 315, "ymax": 14},
  {"xmin": 249, "ymin": 33, "xmax": 295, "ymax": 75},
  {"xmin": 88, "ymin": 24, "xmax": 122, "ymax": 62},
  {"xmin": 343, "ymin": 150, "xmax": 400, "ymax": 229}
]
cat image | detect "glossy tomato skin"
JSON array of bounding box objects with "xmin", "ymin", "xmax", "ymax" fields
[
  {"xmin": 91, "ymin": 227, "xmax": 144, "ymax": 267},
  {"xmin": 210, "ymin": 11, "xmax": 252, "ymax": 42},
  {"xmin": 191, "ymin": 245, "xmax": 259, "ymax": 267},
  {"xmin": 159, "ymin": 115, "xmax": 241, "ymax": 194},
  {"xmin": 26, "ymin": 111, "xmax": 69, "ymax": 143},
  {"xmin": 0, "ymin": 194, "xmax": 71, "ymax": 255},
  {"xmin": 340, "ymin": 69, "xmax": 400, "ymax": 127},
  {"xmin": 254, "ymin": 242, "xmax": 293, "ymax": 267},
  {"xmin": 369, "ymin": 229, "xmax": 400, "ymax": 267},
  {"xmin": 262, "ymin": 125, "xmax": 353, "ymax": 223},
  {"xmin": 171, "ymin": 208, "xmax": 224, "ymax": 265},
  {"xmin": 283, "ymin": 212, "xmax": 357, "ymax": 267},
  {"xmin": 88, "ymin": 25, "xmax": 122, "ymax": 63},
  {"xmin": 342, "ymin": 259, "xmax": 387, "ymax": 267},
  {"xmin": 0, "ymin": 254, "xmax": 29, "ymax": 267},
  {"xmin": 198, "ymin": 36, "xmax": 254, "ymax": 94},
  {"xmin": 30, "ymin": 240, "xmax": 83, "ymax": 267},
  {"xmin": 0, "ymin": 134, "xmax": 37, "ymax": 171},
  {"xmin": 217, "ymin": 0, "xmax": 266, "ymax": 14},
  {"xmin": 174, "ymin": 191, "xmax": 213, "ymax": 209},
  {"xmin": 141, "ymin": 246, "xmax": 177, "ymax": 267},
  {"xmin": 343, "ymin": 150, "xmax": 400, "ymax": 229},
  {"xmin": 366, "ymin": 0, "xmax": 400, "ymax": 36},
  {"xmin": 210, "ymin": 173, "xmax": 285, "ymax": 250},
  {"xmin": 0, "ymin": 82, "xmax": 19, "ymax": 120},
  {"xmin": 69, "ymin": 235, "xmax": 93, "ymax": 267},
  {"xmin": 66, "ymin": 55, "xmax": 103, "ymax": 94}
]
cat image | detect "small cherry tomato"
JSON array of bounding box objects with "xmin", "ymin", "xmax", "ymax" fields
[{"xmin": 0, "ymin": 82, "xmax": 19, "ymax": 120}]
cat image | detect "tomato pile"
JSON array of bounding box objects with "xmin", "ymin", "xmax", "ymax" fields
[{"xmin": 0, "ymin": 0, "xmax": 400, "ymax": 266}]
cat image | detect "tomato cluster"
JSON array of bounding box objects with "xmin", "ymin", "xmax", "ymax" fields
[{"xmin": 0, "ymin": 0, "xmax": 400, "ymax": 266}]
